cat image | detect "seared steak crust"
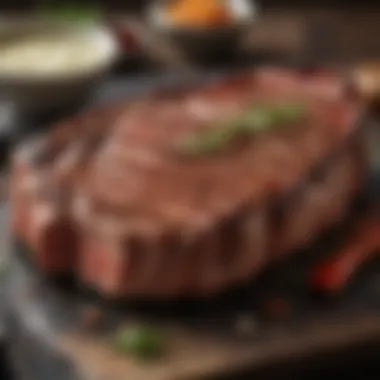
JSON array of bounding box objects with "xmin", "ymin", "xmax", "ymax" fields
[{"xmin": 11, "ymin": 68, "xmax": 369, "ymax": 298}]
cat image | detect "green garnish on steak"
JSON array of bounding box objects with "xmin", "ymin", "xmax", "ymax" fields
[
  {"xmin": 176, "ymin": 102, "xmax": 306, "ymax": 156},
  {"xmin": 113, "ymin": 325, "xmax": 165, "ymax": 360},
  {"xmin": 174, "ymin": 124, "xmax": 239, "ymax": 156},
  {"xmin": 241, "ymin": 102, "xmax": 306, "ymax": 132}
]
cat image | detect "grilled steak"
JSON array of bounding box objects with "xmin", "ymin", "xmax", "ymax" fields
[{"xmin": 11, "ymin": 68, "xmax": 369, "ymax": 299}]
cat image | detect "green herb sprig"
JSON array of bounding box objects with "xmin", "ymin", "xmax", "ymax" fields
[
  {"xmin": 175, "ymin": 101, "xmax": 306, "ymax": 157},
  {"xmin": 113, "ymin": 324, "xmax": 165, "ymax": 361}
]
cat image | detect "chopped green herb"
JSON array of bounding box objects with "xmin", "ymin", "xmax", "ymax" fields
[
  {"xmin": 239, "ymin": 102, "xmax": 306, "ymax": 132},
  {"xmin": 175, "ymin": 101, "xmax": 306, "ymax": 157},
  {"xmin": 267, "ymin": 102, "xmax": 306, "ymax": 125},
  {"xmin": 113, "ymin": 325, "xmax": 165, "ymax": 360},
  {"xmin": 174, "ymin": 125, "xmax": 238, "ymax": 156},
  {"xmin": 238, "ymin": 109, "xmax": 272, "ymax": 132}
]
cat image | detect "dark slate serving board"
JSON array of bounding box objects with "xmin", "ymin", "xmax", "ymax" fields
[
  {"xmin": 3, "ymin": 172, "xmax": 380, "ymax": 380},
  {"xmin": 2, "ymin": 72, "xmax": 380, "ymax": 380}
]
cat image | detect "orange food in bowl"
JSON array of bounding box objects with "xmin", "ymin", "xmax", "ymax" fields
[{"xmin": 167, "ymin": 0, "xmax": 232, "ymax": 27}]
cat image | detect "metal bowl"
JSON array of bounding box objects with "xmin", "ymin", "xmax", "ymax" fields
[
  {"xmin": 147, "ymin": 0, "xmax": 258, "ymax": 61},
  {"xmin": 0, "ymin": 18, "xmax": 121, "ymax": 113}
]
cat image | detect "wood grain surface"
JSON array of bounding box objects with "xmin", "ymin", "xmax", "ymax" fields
[{"xmin": 126, "ymin": 9, "xmax": 380, "ymax": 68}]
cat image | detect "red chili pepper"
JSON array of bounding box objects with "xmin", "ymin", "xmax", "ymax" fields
[{"xmin": 309, "ymin": 216, "xmax": 380, "ymax": 293}]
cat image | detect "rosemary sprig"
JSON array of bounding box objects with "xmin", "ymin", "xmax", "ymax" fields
[
  {"xmin": 241, "ymin": 102, "xmax": 306, "ymax": 132},
  {"xmin": 174, "ymin": 124, "xmax": 239, "ymax": 156},
  {"xmin": 175, "ymin": 102, "xmax": 306, "ymax": 157}
]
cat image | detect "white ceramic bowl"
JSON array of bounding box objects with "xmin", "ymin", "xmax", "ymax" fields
[
  {"xmin": 0, "ymin": 18, "xmax": 121, "ymax": 113},
  {"xmin": 147, "ymin": 0, "xmax": 258, "ymax": 60}
]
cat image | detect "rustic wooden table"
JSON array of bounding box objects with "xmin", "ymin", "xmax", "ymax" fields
[{"xmin": 118, "ymin": 7, "xmax": 380, "ymax": 70}]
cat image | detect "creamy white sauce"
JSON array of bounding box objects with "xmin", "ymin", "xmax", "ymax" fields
[{"xmin": 0, "ymin": 31, "xmax": 110, "ymax": 77}]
